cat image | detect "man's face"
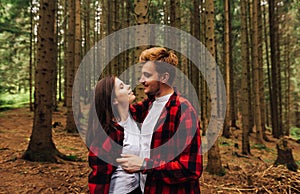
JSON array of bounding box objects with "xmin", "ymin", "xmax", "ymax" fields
[{"xmin": 139, "ymin": 61, "xmax": 161, "ymax": 96}]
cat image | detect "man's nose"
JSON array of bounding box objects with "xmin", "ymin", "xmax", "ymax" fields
[{"xmin": 139, "ymin": 75, "xmax": 145, "ymax": 83}]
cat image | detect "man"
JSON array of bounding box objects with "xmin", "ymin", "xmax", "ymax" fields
[{"xmin": 117, "ymin": 47, "xmax": 202, "ymax": 194}]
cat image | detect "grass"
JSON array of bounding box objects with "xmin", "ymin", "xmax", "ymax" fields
[
  {"xmin": 290, "ymin": 127, "xmax": 300, "ymax": 140},
  {"xmin": 0, "ymin": 92, "xmax": 30, "ymax": 111}
]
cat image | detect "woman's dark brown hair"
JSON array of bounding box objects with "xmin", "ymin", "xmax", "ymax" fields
[{"xmin": 86, "ymin": 76, "xmax": 119, "ymax": 147}]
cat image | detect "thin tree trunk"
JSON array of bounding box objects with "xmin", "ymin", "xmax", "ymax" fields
[
  {"xmin": 247, "ymin": 0, "xmax": 254, "ymax": 133},
  {"xmin": 133, "ymin": 0, "xmax": 149, "ymax": 101},
  {"xmin": 252, "ymin": 0, "xmax": 264, "ymax": 144},
  {"xmin": 29, "ymin": 0, "xmax": 34, "ymax": 112},
  {"xmin": 269, "ymin": 0, "xmax": 280, "ymax": 138},
  {"xmin": 284, "ymin": 36, "xmax": 291, "ymax": 136},
  {"xmin": 223, "ymin": 0, "xmax": 232, "ymax": 138},
  {"xmin": 205, "ymin": 0, "xmax": 223, "ymax": 175},
  {"xmin": 241, "ymin": 0, "xmax": 251, "ymax": 155},
  {"xmin": 263, "ymin": 4, "xmax": 272, "ymax": 130},
  {"xmin": 276, "ymin": 4, "xmax": 283, "ymax": 137},
  {"xmin": 53, "ymin": 0, "xmax": 59, "ymax": 111},
  {"xmin": 69, "ymin": 0, "xmax": 82, "ymax": 132},
  {"xmin": 63, "ymin": 0, "xmax": 68, "ymax": 106},
  {"xmin": 57, "ymin": 1, "xmax": 63, "ymax": 102},
  {"xmin": 200, "ymin": 0, "xmax": 208, "ymax": 134},
  {"xmin": 65, "ymin": 0, "xmax": 77, "ymax": 132},
  {"xmin": 191, "ymin": 0, "xmax": 200, "ymax": 108},
  {"xmin": 257, "ymin": 0, "xmax": 268, "ymax": 141}
]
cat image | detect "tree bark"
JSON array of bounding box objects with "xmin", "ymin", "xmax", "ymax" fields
[
  {"xmin": 65, "ymin": 0, "xmax": 77, "ymax": 133},
  {"xmin": 274, "ymin": 138, "xmax": 298, "ymax": 172},
  {"xmin": 269, "ymin": 0, "xmax": 280, "ymax": 138},
  {"xmin": 223, "ymin": 0, "xmax": 232, "ymax": 138},
  {"xmin": 133, "ymin": 0, "xmax": 149, "ymax": 101},
  {"xmin": 252, "ymin": 0, "xmax": 264, "ymax": 144},
  {"xmin": 23, "ymin": 0, "xmax": 60, "ymax": 162},
  {"xmin": 241, "ymin": 0, "xmax": 251, "ymax": 155},
  {"xmin": 205, "ymin": 0, "xmax": 223, "ymax": 175}
]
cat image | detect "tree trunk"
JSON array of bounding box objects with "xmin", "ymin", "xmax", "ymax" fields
[
  {"xmin": 63, "ymin": 0, "xmax": 68, "ymax": 106},
  {"xmin": 263, "ymin": 4, "xmax": 272, "ymax": 131},
  {"xmin": 133, "ymin": 0, "xmax": 149, "ymax": 101},
  {"xmin": 191, "ymin": 0, "xmax": 200, "ymax": 109},
  {"xmin": 68, "ymin": 0, "xmax": 82, "ymax": 132},
  {"xmin": 269, "ymin": 0, "xmax": 280, "ymax": 138},
  {"xmin": 23, "ymin": 0, "xmax": 60, "ymax": 162},
  {"xmin": 200, "ymin": 0, "xmax": 208, "ymax": 134},
  {"xmin": 206, "ymin": 141, "xmax": 225, "ymax": 175},
  {"xmin": 247, "ymin": 0, "xmax": 254, "ymax": 133},
  {"xmin": 53, "ymin": 0, "xmax": 59, "ymax": 111},
  {"xmin": 29, "ymin": 0, "xmax": 34, "ymax": 112},
  {"xmin": 65, "ymin": 0, "xmax": 77, "ymax": 133},
  {"xmin": 240, "ymin": 0, "xmax": 251, "ymax": 155},
  {"xmin": 276, "ymin": 5, "xmax": 283, "ymax": 138},
  {"xmin": 57, "ymin": 0, "xmax": 63, "ymax": 102},
  {"xmin": 274, "ymin": 138, "xmax": 298, "ymax": 172},
  {"xmin": 205, "ymin": 0, "xmax": 223, "ymax": 175},
  {"xmin": 252, "ymin": 0, "xmax": 264, "ymax": 144},
  {"xmin": 284, "ymin": 36, "xmax": 291, "ymax": 136},
  {"xmin": 257, "ymin": 0, "xmax": 268, "ymax": 141},
  {"xmin": 223, "ymin": 0, "xmax": 232, "ymax": 138}
]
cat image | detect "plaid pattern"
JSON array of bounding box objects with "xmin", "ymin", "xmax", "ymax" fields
[
  {"xmin": 130, "ymin": 90, "xmax": 203, "ymax": 194},
  {"xmin": 88, "ymin": 122, "xmax": 124, "ymax": 194}
]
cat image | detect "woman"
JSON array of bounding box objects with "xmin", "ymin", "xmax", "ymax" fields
[{"xmin": 86, "ymin": 76, "xmax": 142, "ymax": 194}]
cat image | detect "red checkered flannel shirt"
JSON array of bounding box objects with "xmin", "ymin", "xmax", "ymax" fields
[
  {"xmin": 88, "ymin": 122, "xmax": 124, "ymax": 194},
  {"xmin": 130, "ymin": 90, "xmax": 203, "ymax": 194}
]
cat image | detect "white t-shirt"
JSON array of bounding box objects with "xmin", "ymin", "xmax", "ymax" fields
[{"xmin": 139, "ymin": 93, "xmax": 172, "ymax": 192}]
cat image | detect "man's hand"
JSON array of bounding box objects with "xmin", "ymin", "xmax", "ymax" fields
[{"xmin": 116, "ymin": 154, "xmax": 144, "ymax": 173}]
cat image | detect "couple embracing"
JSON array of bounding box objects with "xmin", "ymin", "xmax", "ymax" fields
[{"xmin": 87, "ymin": 47, "xmax": 203, "ymax": 194}]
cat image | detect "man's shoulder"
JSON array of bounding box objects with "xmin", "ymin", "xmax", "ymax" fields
[{"xmin": 173, "ymin": 94, "xmax": 193, "ymax": 106}]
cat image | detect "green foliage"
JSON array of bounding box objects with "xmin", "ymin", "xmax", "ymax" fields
[
  {"xmin": 290, "ymin": 127, "xmax": 300, "ymax": 140},
  {"xmin": 0, "ymin": 0, "xmax": 31, "ymax": 94},
  {"xmin": 0, "ymin": 92, "xmax": 30, "ymax": 110}
]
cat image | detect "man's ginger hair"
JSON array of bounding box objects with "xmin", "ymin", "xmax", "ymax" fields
[{"xmin": 139, "ymin": 47, "xmax": 178, "ymax": 85}]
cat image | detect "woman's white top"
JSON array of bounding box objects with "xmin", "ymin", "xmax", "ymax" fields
[{"xmin": 109, "ymin": 114, "xmax": 140, "ymax": 194}]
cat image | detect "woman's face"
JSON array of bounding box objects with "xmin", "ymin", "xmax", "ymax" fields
[{"xmin": 114, "ymin": 78, "xmax": 135, "ymax": 106}]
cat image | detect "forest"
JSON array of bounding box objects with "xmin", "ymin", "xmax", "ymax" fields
[{"xmin": 0, "ymin": 0, "xmax": 299, "ymax": 193}]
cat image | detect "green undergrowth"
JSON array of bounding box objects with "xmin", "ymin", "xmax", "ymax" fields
[
  {"xmin": 0, "ymin": 93, "xmax": 30, "ymax": 111},
  {"xmin": 290, "ymin": 127, "xmax": 300, "ymax": 140}
]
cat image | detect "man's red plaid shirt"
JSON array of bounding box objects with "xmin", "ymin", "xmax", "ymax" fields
[{"xmin": 130, "ymin": 90, "xmax": 203, "ymax": 194}]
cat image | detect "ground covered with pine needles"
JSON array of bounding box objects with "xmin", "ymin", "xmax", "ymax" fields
[{"xmin": 0, "ymin": 107, "xmax": 299, "ymax": 194}]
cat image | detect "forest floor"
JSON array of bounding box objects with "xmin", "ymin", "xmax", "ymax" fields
[{"xmin": 0, "ymin": 106, "xmax": 299, "ymax": 194}]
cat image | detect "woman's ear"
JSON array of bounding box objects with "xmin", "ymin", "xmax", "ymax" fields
[{"xmin": 160, "ymin": 72, "xmax": 170, "ymax": 84}]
